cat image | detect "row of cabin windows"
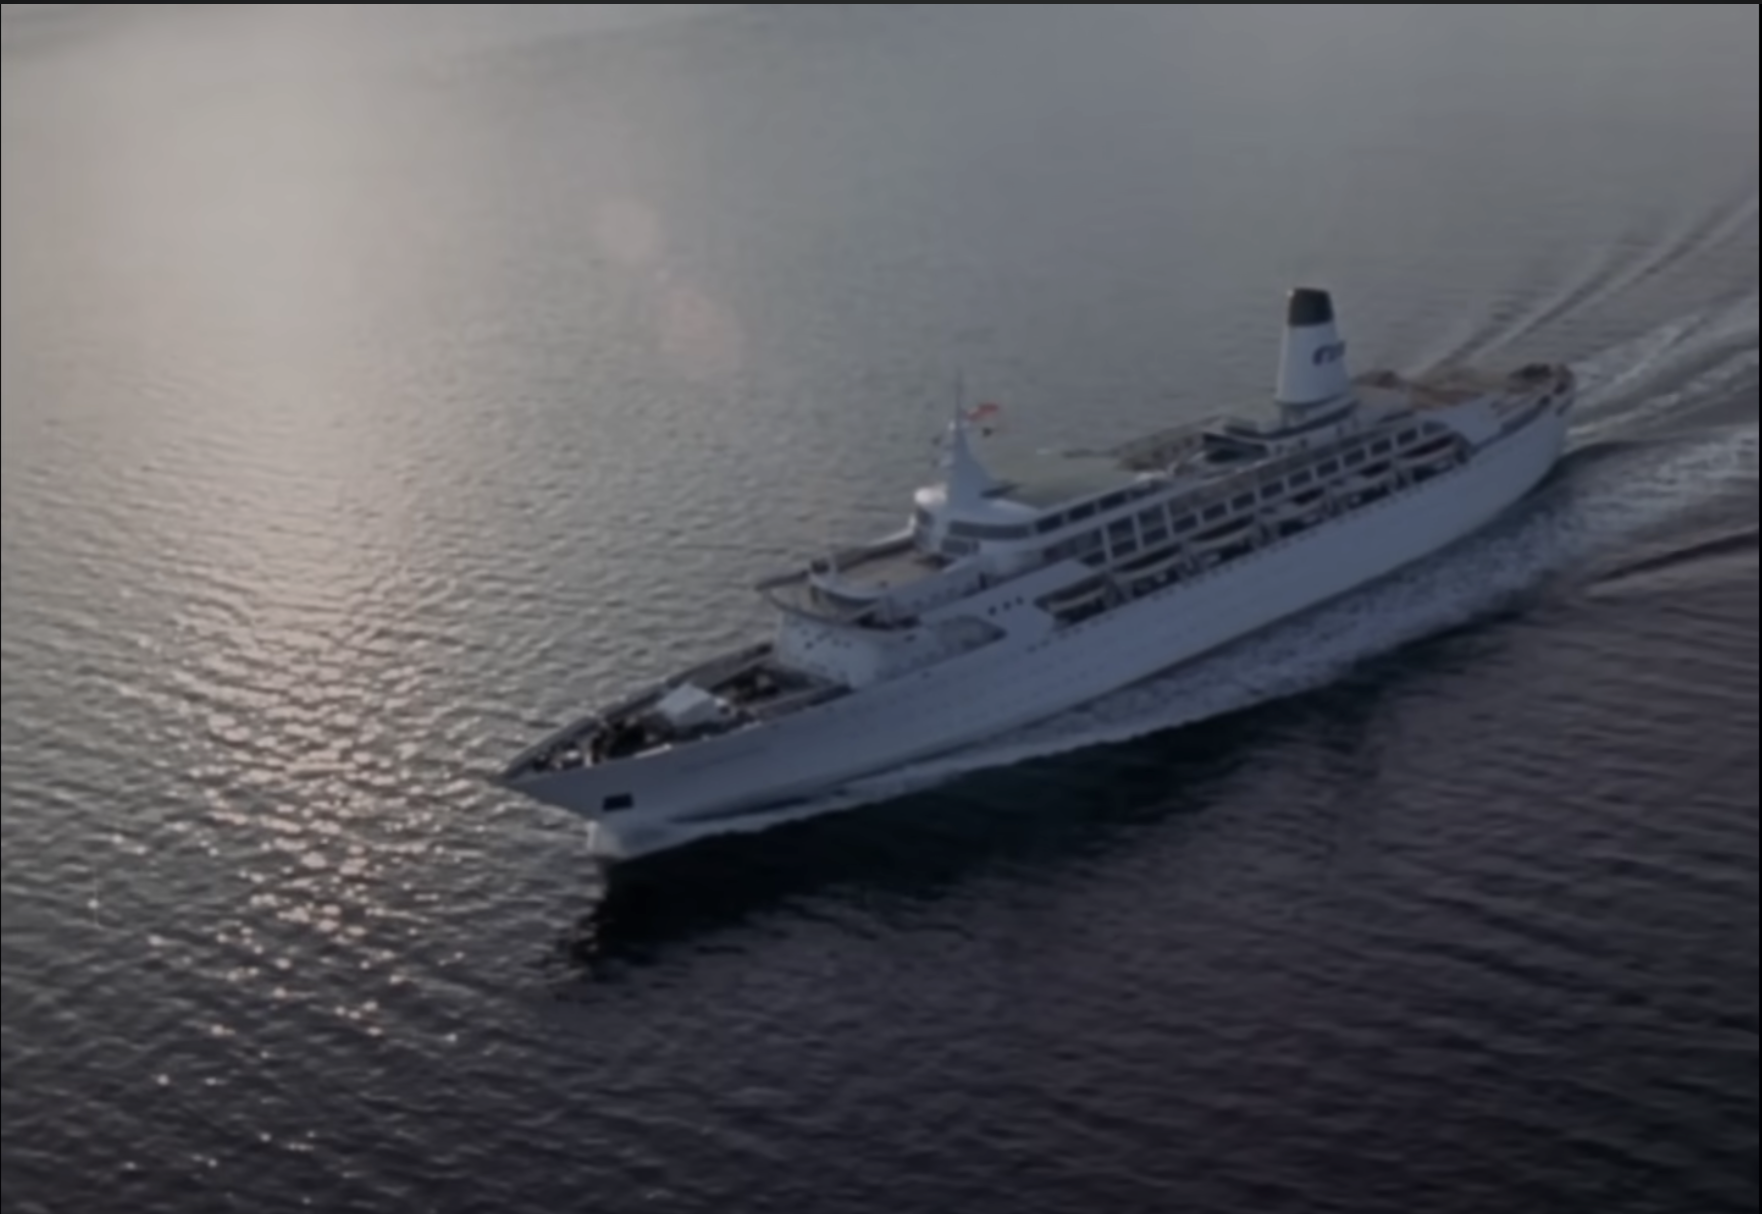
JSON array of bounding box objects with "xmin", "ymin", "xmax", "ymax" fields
[
  {"xmin": 930, "ymin": 424, "xmax": 1435, "ymax": 560},
  {"xmin": 1038, "ymin": 424, "xmax": 1435, "ymax": 567},
  {"xmin": 1033, "ymin": 485, "xmax": 1157, "ymax": 534}
]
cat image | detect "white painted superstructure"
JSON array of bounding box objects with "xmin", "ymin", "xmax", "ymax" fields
[{"xmin": 498, "ymin": 289, "xmax": 1575, "ymax": 828}]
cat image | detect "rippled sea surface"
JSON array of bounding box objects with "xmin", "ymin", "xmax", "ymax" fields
[{"xmin": 3, "ymin": 5, "xmax": 1756, "ymax": 1212}]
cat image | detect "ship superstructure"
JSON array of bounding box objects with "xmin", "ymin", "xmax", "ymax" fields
[{"xmin": 499, "ymin": 289, "xmax": 1574, "ymax": 828}]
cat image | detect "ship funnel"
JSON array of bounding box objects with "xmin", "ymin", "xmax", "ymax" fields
[{"xmin": 1274, "ymin": 287, "xmax": 1351, "ymax": 409}]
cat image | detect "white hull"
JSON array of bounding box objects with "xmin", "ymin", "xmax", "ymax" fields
[{"xmin": 506, "ymin": 398, "xmax": 1570, "ymax": 830}]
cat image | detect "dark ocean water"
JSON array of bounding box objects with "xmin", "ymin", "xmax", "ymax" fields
[{"xmin": 2, "ymin": 5, "xmax": 1756, "ymax": 1212}]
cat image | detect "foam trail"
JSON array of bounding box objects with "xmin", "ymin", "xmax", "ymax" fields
[
  {"xmin": 1690, "ymin": 288, "xmax": 1759, "ymax": 354},
  {"xmin": 1456, "ymin": 239, "xmax": 1643, "ymax": 366},
  {"xmin": 1429, "ymin": 188, "xmax": 1755, "ymax": 370},
  {"xmin": 1573, "ymin": 313, "xmax": 1707, "ymax": 401},
  {"xmin": 1588, "ymin": 347, "xmax": 1756, "ymax": 441},
  {"xmin": 1570, "ymin": 291, "xmax": 1757, "ymax": 426}
]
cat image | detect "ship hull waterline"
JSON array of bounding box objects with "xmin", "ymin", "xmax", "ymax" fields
[{"xmin": 498, "ymin": 399, "xmax": 1571, "ymax": 834}]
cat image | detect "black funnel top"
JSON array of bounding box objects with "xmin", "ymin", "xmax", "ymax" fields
[{"xmin": 1287, "ymin": 287, "xmax": 1333, "ymax": 328}]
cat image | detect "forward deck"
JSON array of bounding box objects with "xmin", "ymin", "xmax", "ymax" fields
[
  {"xmin": 825, "ymin": 542, "xmax": 944, "ymax": 591},
  {"xmin": 982, "ymin": 445, "xmax": 1158, "ymax": 509}
]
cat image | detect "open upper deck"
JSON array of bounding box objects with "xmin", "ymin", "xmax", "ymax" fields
[
  {"xmin": 1355, "ymin": 362, "xmax": 1574, "ymax": 410},
  {"xmin": 825, "ymin": 540, "xmax": 944, "ymax": 591},
  {"xmin": 979, "ymin": 445, "xmax": 1154, "ymax": 510}
]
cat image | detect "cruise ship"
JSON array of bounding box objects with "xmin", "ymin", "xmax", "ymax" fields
[{"xmin": 498, "ymin": 288, "xmax": 1575, "ymax": 829}]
